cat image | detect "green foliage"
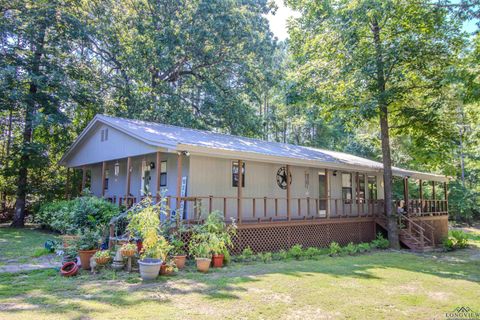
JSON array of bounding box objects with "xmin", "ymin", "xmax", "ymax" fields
[
  {"xmin": 32, "ymin": 248, "xmax": 52, "ymax": 258},
  {"xmin": 257, "ymin": 252, "xmax": 273, "ymax": 263},
  {"xmin": 36, "ymin": 195, "xmax": 120, "ymax": 234},
  {"xmin": 371, "ymin": 233, "xmax": 390, "ymax": 250},
  {"xmin": 76, "ymin": 229, "xmax": 101, "ymax": 251},
  {"xmin": 94, "ymin": 250, "xmax": 111, "ymax": 259},
  {"xmin": 288, "ymin": 244, "xmax": 304, "ymax": 260},
  {"xmin": 329, "ymin": 242, "xmax": 342, "ymax": 256},
  {"xmin": 343, "ymin": 243, "xmax": 359, "ymax": 256},
  {"xmin": 273, "ymin": 249, "xmax": 288, "ymax": 261},
  {"xmin": 357, "ymin": 243, "xmax": 372, "ymax": 253},
  {"xmin": 443, "ymin": 230, "xmax": 469, "ymax": 251},
  {"xmin": 304, "ymin": 247, "xmax": 323, "ymax": 259},
  {"xmin": 448, "ymin": 181, "xmax": 480, "ymax": 223}
]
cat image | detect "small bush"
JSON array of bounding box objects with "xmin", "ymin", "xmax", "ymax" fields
[
  {"xmin": 329, "ymin": 242, "xmax": 342, "ymax": 256},
  {"xmin": 288, "ymin": 244, "xmax": 304, "ymax": 260},
  {"xmin": 304, "ymin": 247, "xmax": 322, "ymax": 258},
  {"xmin": 273, "ymin": 249, "xmax": 288, "ymax": 260},
  {"xmin": 32, "ymin": 248, "xmax": 52, "ymax": 258},
  {"xmin": 371, "ymin": 233, "xmax": 389, "ymax": 249},
  {"xmin": 443, "ymin": 230, "xmax": 469, "ymax": 251},
  {"xmin": 344, "ymin": 242, "xmax": 358, "ymax": 255},
  {"xmin": 357, "ymin": 242, "xmax": 371, "ymax": 253},
  {"xmin": 257, "ymin": 252, "xmax": 273, "ymax": 263}
]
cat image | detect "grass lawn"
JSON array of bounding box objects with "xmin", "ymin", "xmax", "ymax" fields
[
  {"xmin": 0, "ymin": 225, "xmax": 59, "ymax": 264},
  {"xmin": 0, "ymin": 228, "xmax": 479, "ymax": 319}
]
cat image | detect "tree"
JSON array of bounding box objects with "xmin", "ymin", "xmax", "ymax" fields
[{"xmin": 287, "ymin": 0, "xmax": 465, "ymax": 247}]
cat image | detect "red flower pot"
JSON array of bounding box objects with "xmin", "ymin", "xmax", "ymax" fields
[
  {"xmin": 136, "ymin": 240, "xmax": 143, "ymax": 254},
  {"xmin": 60, "ymin": 262, "xmax": 79, "ymax": 277},
  {"xmin": 78, "ymin": 249, "xmax": 98, "ymax": 270},
  {"xmin": 212, "ymin": 254, "xmax": 224, "ymax": 268}
]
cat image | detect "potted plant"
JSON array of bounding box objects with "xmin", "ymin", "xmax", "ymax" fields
[
  {"xmin": 170, "ymin": 238, "xmax": 187, "ymax": 269},
  {"xmin": 160, "ymin": 260, "xmax": 177, "ymax": 276},
  {"xmin": 76, "ymin": 229, "xmax": 101, "ymax": 270},
  {"xmin": 190, "ymin": 240, "xmax": 212, "ymax": 273},
  {"xmin": 120, "ymin": 243, "xmax": 137, "ymax": 258},
  {"xmin": 127, "ymin": 204, "xmax": 171, "ymax": 281},
  {"xmin": 94, "ymin": 250, "xmax": 111, "ymax": 265},
  {"xmin": 203, "ymin": 211, "xmax": 237, "ymax": 268}
]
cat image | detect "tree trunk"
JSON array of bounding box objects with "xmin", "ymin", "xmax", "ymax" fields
[
  {"xmin": 1, "ymin": 109, "xmax": 13, "ymax": 211},
  {"xmin": 11, "ymin": 27, "xmax": 46, "ymax": 227},
  {"xmin": 372, "ymin": 19, "xmax": 399, "ymax": 249}
]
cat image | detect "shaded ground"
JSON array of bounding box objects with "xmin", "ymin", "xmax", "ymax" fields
[
  {"xmin": 0, "ymin": 225, "xmax": 61, "ymax": 273},
  {"xmin": 0, "ymin": 226, "xmax": 479, "ymax": 320}
]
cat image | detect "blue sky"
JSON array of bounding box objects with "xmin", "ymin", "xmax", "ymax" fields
[{"xmin": 267, "ymin": 0, "xmax": 478, "ymax": 41}]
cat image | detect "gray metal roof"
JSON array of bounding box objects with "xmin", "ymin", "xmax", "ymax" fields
[{"xmin": 63, "ymin": 114, "xmax": 449, "ymax": 182}]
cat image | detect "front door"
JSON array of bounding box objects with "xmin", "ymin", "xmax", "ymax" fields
[
  {"xmin": 141, "ymin": 162, "xmax": 151, "ymax": 196},
  {"xmin": 319, "ymin": 172, "xmax": 327, "ymax": 216}
]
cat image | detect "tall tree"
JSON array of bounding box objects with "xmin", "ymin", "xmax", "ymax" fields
[{"xmin": 287, "ymin": 0, "xmax": 465, "ymax": 247}]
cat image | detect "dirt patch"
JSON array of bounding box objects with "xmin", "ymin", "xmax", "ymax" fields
[{"xmin": 0, "ymin": 254, "xmax": 60, "ymax": 273}]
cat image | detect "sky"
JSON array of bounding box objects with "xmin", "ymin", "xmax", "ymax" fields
[{"xmin": 267, "ymin": 1, "xmax": 478, "ymax": 41}]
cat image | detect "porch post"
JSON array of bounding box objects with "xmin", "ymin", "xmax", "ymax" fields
[
  {"xmin": 444, "ymin": 181, "xmax": 448, "ymax": 213},
  {"xmin": 286, "ymin": 164, "xmax": 291, "ymax": 221},
  {"xmin": 155, "ymin": 151, "xmax": 161, "ymax": 203},
  {"xmin": 176, "ymin": 152, "xmax": 183, "ymax": 216},
  {"xmin": 356, "ymin": 172, "xmax": 360, "ymax": 216},
  {"xmin": 237, "ymin": 160, "xmax": 243, "ymax": 223},
  {"xmin": 403, "ymin": 177, "xmax": 409, "ymax": 214},
  {"xmin": 125, "ymin": 157, "xmax": 132, "ymax": 199},
  {"xmin": 325, "ymin": 169, "xmax": 329, "ymax": 218},
  {"xmin": 432, "ymin": 181, "xmax": 436, "ymax": 200},
  {"xmin": 101, "ymin": 161, "xmax": 107, "ymax": 197},
  {"xmin": 419, "ymin": 179, "xmax": 423, "ymax": 213},
  {"xmin": 81, "ymin": 166, "xmax": 87, "ymax": 192}
]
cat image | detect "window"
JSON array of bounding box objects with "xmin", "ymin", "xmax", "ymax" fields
[
  {"xmin": 160, "ymin": 161, "xmax": 167, "ymax": 187},
  {"xmin": 368, "ymin": 176, "xmax": 378, "ymax": 200},
  {"xmin": 318, "ymin": 172, "xmax": 327, "ymax": 211},
  {"xmin": 342, "ymin": 173, "xmax": 352, "ymax": 203},
  {"xmin": 104, "ymin": 169, "xmax": 109, "ymax": 191},
  {"xmin": 357, "ymin": 174, "xmax": 366, "ymax": 203},
  {"xmin": 232, "ymin": 161, "xmax": 245, "ymax": 187},
  {"xmin": 100, "ymin": 128, "xmax": 108, "ymax": 142}
]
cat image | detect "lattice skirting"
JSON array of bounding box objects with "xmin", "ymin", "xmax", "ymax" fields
[{"xmin": 230, "ymin": 220, "xmax": 376, "ymax": 255}]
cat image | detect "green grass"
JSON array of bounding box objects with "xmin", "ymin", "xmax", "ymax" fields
[
  {"xmin": 0, "ymin": 227, "xmax": 479, "ymax": 319},
  {"xmin": 0, "ymin": 225, "xmax": 58, "ymax": 261}
]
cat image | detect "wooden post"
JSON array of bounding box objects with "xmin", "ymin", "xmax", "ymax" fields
[
  {"xmin": 286, "ymin": 164, "xmax": 291, "ymax": 221},
  {"xmin": 108, "ymin": 224, "xmax": 114, "ymax": 249},
  {"xmin": 176, "ymin": 152, "xmax": 183, "ymax": 214},
  {"xmin": 444, "ymin": 181, "xmax": 448, "ymax": 213},
  {"xmin": 325, "ymin": 169, "xmax": 329, "ymax": 218},
  {"xmin": 419, "ymin": 179, "xmax": 423, "ymax": 213},
  {"xmin": 403, "ymin": 177, "xmax": 409, "ymax": 214},
  {"xmin": 155, "ymin": 151, "xmax": 161, "ymax": 202},
  {"xmin": 237, "ymin": 160, "xmax": 243, "ymax": 223},
  {"xmin": 101, "ymin": 161, "xmax": 107, "ymax": 197},
  {"xmin": 81, "ymin": 166, "xmax": 87, "ymax": 192},
  {"xmin": 356, "ymin": 173, "xmax": 360, "ymax": 216},
  {"xmin": 125, "ymin": 157, "xmax": 132, "ymax": 200},
  {"xmin": 432, "ymin": 181, "xmax": 436, "ymax": 200}
]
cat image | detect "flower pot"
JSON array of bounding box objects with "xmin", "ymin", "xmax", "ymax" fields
[
  {"xmin": 138, "ymin": 258, "xmax": 162, "ymax": 280},
  {"xmin": 136, "ymin": 240, "xmax": 143, "ymax": 254},
  {"xmin": 160, "ymin": 263, "xmax": 175, "ymax": 276},
  {"xmin": 212, "ymin": 254, "xmax": 224, "ymax": 268},
  {"xmin": 78, "ymin": 249, "xmax": 98, "ymax": 270},
  {"xmin": 121, "ymin": 249, "xmax": 136, "ymax": 258},
  {"xmin": 60, "ymin": 261, "xmax": 79, "ymax": 277},
  {"xmin": 95, "ymin": 256, "xmax": 111, "ymax": 265},
  {"xmin": 196, "ymin": 258, "xmax": 211, "ymax": 273},
  {"xmin": 172, "ymin": 255, "xmax": 187, "ymax": 269}
]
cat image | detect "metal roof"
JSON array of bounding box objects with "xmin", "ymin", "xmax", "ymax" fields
[{"xmin": 61, "ymin": 114, "xmax": 449, "ymax": 182}]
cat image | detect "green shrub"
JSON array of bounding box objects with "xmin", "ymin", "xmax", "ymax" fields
[
  {"xmin": 272, "ymin": 249, "xmax": 288, "ymax": 260},
  {"xmin": 257, "ymin": 252, "xmax": 273, "ymax": 263},
  {"xmin": 36, "ymin": 195, "xmax": 120, "ymax": 234},
  {"xmin": 357, "ymin": 242, "xmax": 371, "ymax": 253},
  {"xmin": 443, "ymin": 230, "xmax": 469, "ymax": 251},
  {"xmin": 288, "ymin": 244, "xmax": 304, "ymax": 260},
  {"xmin": 344, "ymin": 242, "xmax": 358, "ymax": 255},
  {"xmin": 329, "ymin": 242, "xmax": 342, "ymax": 256},
  {"xmin": 304, "ymin": 247, "xmax": 322, "ymax": 258},
  {"xmin": 371, "ymin": 233, "xmax": 389, "ymax": 249}
]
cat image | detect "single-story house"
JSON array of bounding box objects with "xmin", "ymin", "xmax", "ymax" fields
[{"xmin": 60, "ymin": 114, "xmax": 449, "ymax": 253}]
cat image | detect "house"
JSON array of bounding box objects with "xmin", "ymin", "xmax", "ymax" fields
[{"xmin": 60, "ymin": 114, "xmax": 449, "ymax": 252}]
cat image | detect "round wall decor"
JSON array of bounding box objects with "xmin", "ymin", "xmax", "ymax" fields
[{"xmin": 276, "ymin": 166, "xmax": 292, "ymax": 189}]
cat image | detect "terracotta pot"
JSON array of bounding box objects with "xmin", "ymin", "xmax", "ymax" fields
[
  {"xmin": 172, "ymin": 255, "xmax": 187, "ymax": 269},
  {"xmin": 121, "ymin": 249, "xmax": 136, "ymax": 258},
  {"xmin": 136, "ymin": 240, "xmax": 143, "ymax": 254},
  {"xmin": 78, "ymin": 249, "xmax": 98, "ymax": 270},
  {"xmin": 60, "ymin": 261, "xmax": 79, "ymax": 277},
  {"xmin": 160, "ymin": 263, "xmax": 175, "ymax": 276},
  {"xmin": 95, "ymin": 256, "xmax": 111, "ymax": 265},
  {"xmin": 212, "ymin": 254, "xmax": 224, "ymax": 268},
  {"xmin": 138, "ymin": 258, "xmax": 162, "ymax": 281},
  {"xmin": 196, "ymin": 258, "xmax": 211, "ymax": 273}
]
